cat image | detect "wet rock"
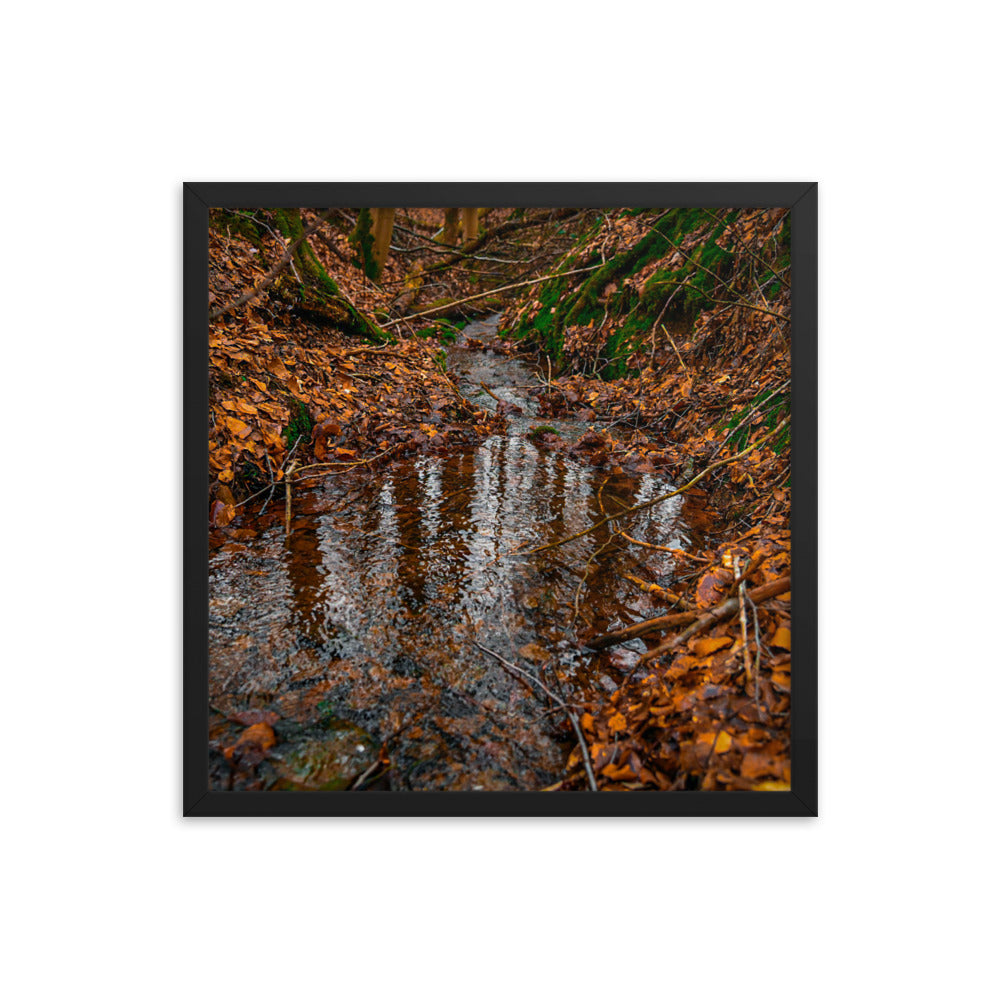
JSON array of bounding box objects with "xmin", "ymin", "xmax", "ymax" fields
[{"xmin": 270, "ymin": 720, "xmax": 378, "ymax": 791}]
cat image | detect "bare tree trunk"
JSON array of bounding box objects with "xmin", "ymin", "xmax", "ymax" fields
[
  {"xmin": 462, "ymin": 207, "xmax": 478, "ymax": 243},
  {"xmin": 372, "ymin": 207, "xmax": 395, "ymax": 277},
  {"xmin": 440, "ymin": 207, "xmax": 459, "ymax": 245}
]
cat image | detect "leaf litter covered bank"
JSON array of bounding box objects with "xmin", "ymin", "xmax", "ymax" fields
[{"xmin": 207, "ymin": 206, "xmax": 793, "ymax": 792}]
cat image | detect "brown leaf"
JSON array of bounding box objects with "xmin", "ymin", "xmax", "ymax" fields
[
  {"xmin": 740, "ymin": 751, "xmax": 779, "ymax": 781},
  {"xmin": 210, "ymin": 500, "xmax": 235, "ymax": 527},
  {"xmin": 223, "ymin": 722, "xmax": 276, "ymax": 763},
  {"xmin": 696, "ymin": 566, "xmax": 734, "ymax": 608}
]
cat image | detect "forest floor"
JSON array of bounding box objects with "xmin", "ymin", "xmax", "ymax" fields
[{"xmin": 207, "ymin": 206, "xmax": 793, "ymax": 792}]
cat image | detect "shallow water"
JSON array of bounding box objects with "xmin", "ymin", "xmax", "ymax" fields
[{"xmin": 209, "ymin": 316, "xmax": 693, "ymax": 791}]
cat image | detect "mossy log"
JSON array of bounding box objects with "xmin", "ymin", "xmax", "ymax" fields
[{"xmin": 275, "ymin": 208, "xmax": 386, "ymax": 340}]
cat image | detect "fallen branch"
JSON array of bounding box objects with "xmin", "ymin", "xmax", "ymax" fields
[
  {"xmin": 735, "ymin": 557, "xmax": 753, "ymax": 687},
  {"xmin": 474, "ymin": 642, "xmax": 599, "ymax": 793},
  {"xmin": 291, "ymin": 444, "xmax": 399, "ymax": 479},
  {"xmin": 417, "ymin": 208, "xmax": 580, "ymax": 275},
  {"xmin": 478, "ymin": 382, "xmax": 504, "ymax": 406},
  {"xmin": 588, "ymin": 575, "xmax": 790, "ymax": 651},
  {"xmin": 617, "ymin": 532, "xmax": 712, "ymax": 561},
  {"xmin": 381, "ymin": 265, "xmax": 601, "ymax": 327},
  {"xmin": 637, "ymin": 576, "xmax": 791, "ymax": 664},
  {"xmin": 284, "ymin": 460, "xmax": 298, "ymax": 537}
]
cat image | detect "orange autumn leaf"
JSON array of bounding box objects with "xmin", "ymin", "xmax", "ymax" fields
[
  {"xmin": 607, "ymin": 712, "xmax": 627, "ymax": 733},
  {"xmin": 601, "ymin": 761, "xmax": 637, "ymax": 781},
  {"xmin": 771, "ymin": 627, "xmax": 792, "ymax": 650},
  {"xmin": 692, "ymin": 635, "xmax": 733, "ymax": 657},
  {"xmin": 696, "ymin": 730, "xmax": 732, "ymax": 753},
  {"xmin": 224, "ymin": 415, "xmax": 252, "ymax": 438}
]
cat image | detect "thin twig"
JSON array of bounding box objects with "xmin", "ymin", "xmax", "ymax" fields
[
  {"xmin": 657, "ymin": 279, "xmax": 790, "ymax": 324},
  {"xmin": 381, "ymin": 265, "xmax": 601, "ymax": 327},
  {"xmin": 473, "ymin": 642, "xmax": 599, "ymax": 793},
  {"xmin": 616, "ymin": 532, "xmax": 712, "ymax": 561},
  {"xmin": 292, "ymin": 444, "xmax": 399, "ymax": 479},
  {"xmin": 523, "ymin": 418, "xmax": 789, "ymax": 558},
  {"xmin": 735, "ymin": 557, "xmax": 753, "ymax": 688},
  {"xmin": 210, "ymin": 209, "xmax": 336, "ymax": 320},
  {"xmin": 660, "ymin": 324, "xmax": 688, "ymax": 371},
  {"xmin": 588, "ymin": 575, "xmax": 791, "ymax": 652},
  {"xmin": 710, "ymin": 380, "xmax": 790, "ymax": 461},
  {"xmin": 749, "ymin": 593, "xmax": 763, "ymax": 712},
  {"xmin": 637, "ymin": 576, "xmax": 791, "ymax": 664},
  {"xmin": 284, "ymin": 460, "xmax": 297, "ymax": 538},
  {"xmin": 259, "ymin": 452, "xmax": 276, "ymax": 516},
  {"xmin": 478, "ymin": 382, "xmax": 505, "ymax": 405},
  {"xmin": 703, "ymin": 208, "xmax": 791, "ymax": 289}
]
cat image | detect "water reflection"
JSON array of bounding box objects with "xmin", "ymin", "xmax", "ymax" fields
[{"xmin": 209, "ymin": 318, "xmax": 693, "ymax": 790}]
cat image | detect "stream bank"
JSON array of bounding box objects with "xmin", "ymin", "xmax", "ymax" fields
[{"xmin": 209, "ymin": 316, "xmax": 693, "ymax": 791}]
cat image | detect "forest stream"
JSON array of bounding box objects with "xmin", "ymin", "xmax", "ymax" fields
[{"xmin": 209, "ymin": 316, "xmax": 695, "ymax": 791}]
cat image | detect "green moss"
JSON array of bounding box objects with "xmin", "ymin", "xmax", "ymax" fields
[
  {"xmin": 283, "ymin": 398, "xmax": 313, "ymax": 448},
  {"xmin": 509, "ymin": 207, "xmax": 783, "ymax": 375},
  {"xmin": 720, "ymin": 387, "xmax": 790, "ymax": 453},
  {"xmin": 273, "ymin": 208, "xmax": 389, "ymax": 343},
  {"xmin": 211, "ymin": 209, "xmax": 269, "ymax": 250},
  {"xmin": 527, "ymin": 425, "xmax": 560, "ymax": 440}
]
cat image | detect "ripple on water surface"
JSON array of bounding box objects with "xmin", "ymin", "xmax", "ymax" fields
[{"xmin": 209, "ymin": 317, "xmax": 693, "ymax": 791}]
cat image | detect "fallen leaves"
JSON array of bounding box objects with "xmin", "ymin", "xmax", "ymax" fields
[{"xmin": 771, "ymin": 626, "xmax": 792, "ymax": 650}]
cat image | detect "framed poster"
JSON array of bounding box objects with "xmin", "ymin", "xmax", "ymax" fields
[{"xmin": 184, "ymin": 182, "xmax": 817, "ymax": 816}]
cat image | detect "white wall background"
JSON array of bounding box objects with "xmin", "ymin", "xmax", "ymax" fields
[{"xmin": 4, "ymin": 3, "xmax": 995, "ymax": 997}]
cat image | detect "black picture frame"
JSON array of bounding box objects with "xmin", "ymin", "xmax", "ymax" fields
[{"xmin": 184, "ymin": 182, "xmax": 817, "ymax": 817}]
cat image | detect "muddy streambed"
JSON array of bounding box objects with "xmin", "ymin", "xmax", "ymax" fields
[{"xmin": 209, "ymin": 316, "xmax": 695, "ymax": 791}]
